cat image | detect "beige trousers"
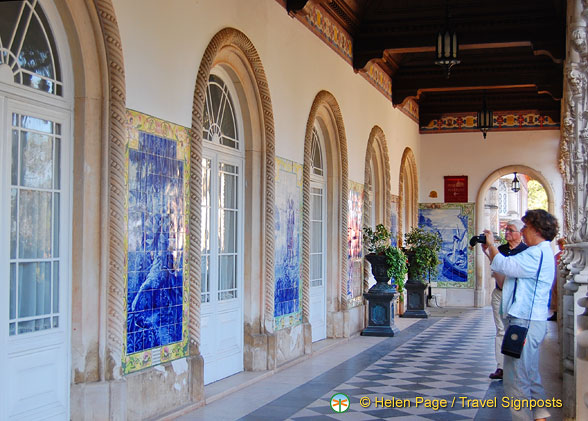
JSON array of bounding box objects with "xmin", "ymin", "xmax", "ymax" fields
[{"xmin": 492, "ymin": 287, "xmax": 505, "ymax": 370}]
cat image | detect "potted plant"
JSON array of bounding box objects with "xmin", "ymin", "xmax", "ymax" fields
[
  {"xmin": 401, "ymin": 227, "xmax": 442, "ymax": 318},
  {"xmin": 362, "ymin": 224, "xmax": 408, "ymax": 293},
  {"xmin": 361, "ymin": 224, "xmax": 407, "ymax": 337},
  {"xmin": 396, "ymin": 280, "xmax": 406, "ymax": 316},
  {"xmin": 403, "ymin": 227, "xmax": 442, "ymax": 283}
]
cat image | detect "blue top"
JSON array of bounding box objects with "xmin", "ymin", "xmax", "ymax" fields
[{"xmin": 491, "ymin": 241, "xmax": 554, "ymax": 321}]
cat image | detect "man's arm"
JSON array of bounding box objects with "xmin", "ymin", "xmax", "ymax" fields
[
  {"xmin": 494, "ymin": 272, "xmax": 506, "ymax": 288},
  {"xmin": 483, "ymin": 230, "xmax": 500, "ymax": 262}
]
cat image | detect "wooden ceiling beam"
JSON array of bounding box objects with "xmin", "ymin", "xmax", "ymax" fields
[{"xmin": 353, "ymin": 25, "xmax": 565, "ymax": 69}]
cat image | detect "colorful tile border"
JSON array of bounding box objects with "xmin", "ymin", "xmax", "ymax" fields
[
  {"xmin": 399, "ymin": 99, "xmax": 419, "ymax": 123},
  {"xmin": 296, "ymin": 2, "xmax": 400, "ymax": 110},
  {"xmin": 122, "ymin": 109, "xmax": 191, "ymax": 374},
  {"xmin": 364, "ymin": 63, "xmax": 392, "ymax": 97},
  {"xmin": 303, "ymin": 3, "xmax": 352, "ymax": 62},
  {"xmin": 418, "ymin": 202, "xmax": 475, "ymax": 289},
  {"xmin": 420, "ymin": 112, "xmax": 559, "ymax": 134}
]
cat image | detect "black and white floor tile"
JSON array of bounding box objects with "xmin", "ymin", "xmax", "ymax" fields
[{"xmin": 240, "ymin": 308, "xmax": 509, "ymax": 421}]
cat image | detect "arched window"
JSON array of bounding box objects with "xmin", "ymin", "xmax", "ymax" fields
[
  {"xmin": 399, "ymin": 148, "xmax": 417, "ymax": 240},
  {"xmin": 309, "ymin": 126, "xmax": 326, "ymax": 341},
  {"xmin": 1, "ymin": 0, "xmax": 71, "ymax": 418},
  {"xmin": 0, "ymin": 0, "xmax": 63, "ymax": 95},
  {"xmin": 311, "ymin": 129, "xmax": 323, "ymax": 176},
  {"xmin": 498, "ymin": 181, "xmax": 507, "ymax": 215},
  {"xmin": 203, "ymin": 74, "xmax": 239, "ymax": 149}
]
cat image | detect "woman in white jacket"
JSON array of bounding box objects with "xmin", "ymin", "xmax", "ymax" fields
[{"xmin": 483, "ymin": 209, "xmax": 559, "ymax": 421}]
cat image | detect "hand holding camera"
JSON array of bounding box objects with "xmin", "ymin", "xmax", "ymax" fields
[{"xmin": 469, "ymin": 230, "xmax": 496, "ymax": 247}]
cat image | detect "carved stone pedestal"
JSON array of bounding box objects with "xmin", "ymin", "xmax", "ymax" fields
[
  {"xmin": 401, "ymin": 280, "xmax": 428, "ymax": 318},
  {"xmin": 361, "ymin": 291, "xmax": 399, "ymax": 337}
]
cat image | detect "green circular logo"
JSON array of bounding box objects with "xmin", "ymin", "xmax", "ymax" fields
[{"xmin": 330, "ymin": 393, "xmax": 350, "ymax": 413}]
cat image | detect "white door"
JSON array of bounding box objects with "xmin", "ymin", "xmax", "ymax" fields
[
  {"xmin": 200, "ymin": 71, "xmax": 244, "ymax": 384},
  {"xmin": 309, "ymin": 184, "xmax": 326, "ymax": 342},
  {"xmin": 1, "ymin": 99, "xmax": 70, "ymax": 420},
  {"xmin": 200, "ymin": 153, "xmax": 243, "ymax": 384}
]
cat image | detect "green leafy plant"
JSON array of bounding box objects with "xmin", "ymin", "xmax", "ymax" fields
[
  {"xmin": 385, "ymin": 246, "xmax": 407, "ymax": 297},
  {"xmin": 403, "ymin": 227, "xmax": 442, "ymax": 283},
  {"xmin": 363, "ymin": 224, "xmax": 408, "ymax": 289}
]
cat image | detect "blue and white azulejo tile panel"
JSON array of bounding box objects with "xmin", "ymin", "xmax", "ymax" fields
[
  {"xmin": 123, "ymin": 109, "xmax": 190, "ymax": 374},
  {"xmin": 418, "ymin": 203, "xmax": 475, "ymax": 289},
  {"xmin": 274, "ymin": 157, "xmax": 303, "ymax": 330}
]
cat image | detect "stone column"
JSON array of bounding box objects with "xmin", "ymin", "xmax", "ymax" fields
[{"xmin": 560, "ymin": 1, "xmax": 588, "ymax": 419}]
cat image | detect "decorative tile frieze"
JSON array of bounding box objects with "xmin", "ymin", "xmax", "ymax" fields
[
  {"xmin": 364, "ymin": 63, "xmax": 392, "ymax": 97},
  {"xmin": 399, "ymin": 99, "xmax": 419, "ymax": 123},
  {"xmin": 303, "ymin": 4, "xmax": 352, "ymax": 62},
  {"xmin": 420, "ymin": 112, "xmax": 559, "ymax": 134}
]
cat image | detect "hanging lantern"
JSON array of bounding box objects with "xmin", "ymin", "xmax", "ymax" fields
[
  {"xmin": 435, "ymin": 28, "xmax": 460, "ymax": 78},
  {"xmin": 512, "ymin": 172, "xmax": 521, "ymax": 192},
  {"xmin": 477, "ymin": 96, "xmax": 493, "ymax": 139}
]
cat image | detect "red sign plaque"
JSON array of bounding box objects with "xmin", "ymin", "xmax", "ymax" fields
[{"xmin": 444, "ymin": 176, "xmax": 468, "ymax": 203}]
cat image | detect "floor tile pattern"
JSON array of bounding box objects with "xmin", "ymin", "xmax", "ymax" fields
[
  {"xmin": 286, "ymin": 310, "xmax": 505, "ymax": 420},
  {"xmin": 240, "ymin": 309, "xmax": 508, "ymax": 421}
]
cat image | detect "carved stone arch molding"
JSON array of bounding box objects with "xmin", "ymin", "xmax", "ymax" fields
[
  {"xmin": 191, "ymin": 28, "xmax": 276, "ymax": 348},
  {"xmin": 473, "ymin": 164, "xmax": 556, "ymax": 308},
  {"xmin": 363, "ymin": 126, "xmax": 392, "ymax": 292},
  {"xmin": 93, "ymin": 0, "xmax": 127, "ymax": 380},
  {"xmin": 302, "ymin": 90, "xmax": 349, "ymax": 325},
  {"xmin": 398, "ymin": 147, "xmax": 418, "ymax": 244}
]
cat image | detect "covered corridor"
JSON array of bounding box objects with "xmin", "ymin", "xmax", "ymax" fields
[
  {"xmin": 0, "ymin": 1, "xmax": 586, "ymax": 420},
  {"xmin": 169, "ymin": 308, "xmax": 563, "ymax": 420}
]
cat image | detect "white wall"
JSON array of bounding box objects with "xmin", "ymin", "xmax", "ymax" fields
[
  {"xmin": 113, "ymin": 0, "xmax": 420, "ymax": 188},
  {"xmin": 419, "ymin": 129, "xmax": 563, "ymax": 221}
]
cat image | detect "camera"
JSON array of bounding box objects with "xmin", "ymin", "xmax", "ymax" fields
[{"xmin": 469, "ymin": 234, "xmax": 486, "ymax": 247}]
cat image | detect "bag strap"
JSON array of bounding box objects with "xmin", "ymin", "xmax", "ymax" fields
[
  {"xmin": 510, "ymin": 250, "xmax": 543, "ymax": 324},
  {"xmin": 527, "ymin": 250, "xmax": 543, "ymax": 323}
]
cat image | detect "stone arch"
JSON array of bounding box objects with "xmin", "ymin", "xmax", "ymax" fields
[
  {"xmin": 191, "ymin": 28, "xmax": 276, "ymax": 353},
  {"xmin": 302, "ymin": 90, "xmax": 349, "ymax": 336},
  {"xmin": 91, "ymin": 0, "xmax": 127, "ymax": 381},
  {"xmin": 398, "ymin": 147, "xmax": 418, "ymax": 245},
  {"xmin": 473, "ymin": 164, "xmax": 556, "ymax": 307},
  {"xmin": 364, "ymin": 126, "xmax": 392, "ymax": 226},
  {"xmin": 44, "ymin": 0, "xmax": 124, "ymax": 382},
  {"xmin": 363, "ymin": 126, "xmax": 392, "ymax": 292}
]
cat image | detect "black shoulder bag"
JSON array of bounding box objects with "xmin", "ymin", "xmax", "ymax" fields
[{"xmin": 501, "ymin": 251, "xmax": 543, "ymax": 359}]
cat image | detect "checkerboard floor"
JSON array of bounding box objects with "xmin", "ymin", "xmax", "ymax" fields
[
  {"xmin": 176, "ymin": 307, "xmax": 562, "ymax": 421},
  {"xmin": 284, "ymin": 309, "xmax": 507, "ymax": 421}
]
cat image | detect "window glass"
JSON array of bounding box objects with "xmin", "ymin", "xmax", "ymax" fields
[
  {"xmin": 9, "ymin": 113, "xmax": 62, "ymax": 335},
  {"xmin": 0, "ymin": 1, "xmax": 62, "ymax": 95},
  {"xmin": 311, "ymin": 129, "xmax": 323, "ymax": 176},
  {"xmin": 202, "ymin": 74, "xmax": 239, "ymax": 149},
  {"xmin": 499, "ymin": 182, "xmax": 507, "ymax": 215},
  {"xmin": 201, "ymin": 158, "xmax": 211, "ymax": 303}
]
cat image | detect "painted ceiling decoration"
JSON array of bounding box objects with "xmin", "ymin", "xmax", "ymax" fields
[{"xmin": 280, "ymin": 0, "xmax": 564, "ymax": 132}]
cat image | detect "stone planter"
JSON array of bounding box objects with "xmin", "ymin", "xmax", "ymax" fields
[
  {"xmin": 361, "ymin": 253, "xmax": 400, "ymax": 336},
  {"xmin": 401, "ymin": 250, "xmax": 428, "ymax": 318}
]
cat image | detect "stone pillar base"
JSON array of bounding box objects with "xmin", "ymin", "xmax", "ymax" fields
[
  {"xmin": 361, "ymin": 292, "xmax": 399, "ymax": 337},
  {"xmin": 244, "ymin": 324, "xmax": 278, "ymax": 371},
  {"xmin": 71, "ymin": 379, "xmax": 127, "ymax": 421},
  {"xmin": 244, "ymin": 324, "xmax": 274, "ymax": 371},
  {"xmin": 402, "ymin": 281, "xmax": 428, "ymax": 318}
]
